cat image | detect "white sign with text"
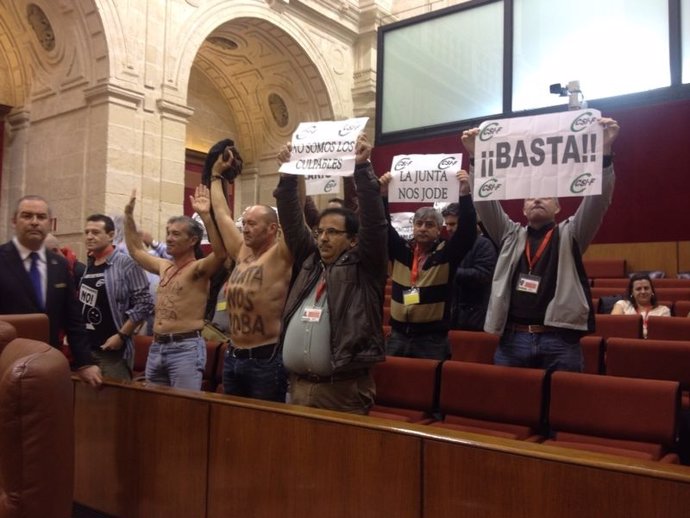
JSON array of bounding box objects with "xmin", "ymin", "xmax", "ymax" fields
[
  {"xmin": 279, "ymin": 117, "xmax": 368, "ymax": 177},
  {"xmin": 473, "ymin": 109, "xmax": 604, "ymax": 201},
  {"xmin": 388, "ymin": 154, "xmax": 462, "ymax": 204}
]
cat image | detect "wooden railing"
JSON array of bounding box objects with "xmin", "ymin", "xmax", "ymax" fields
[{"xmin": 73, "ymin": 380, "xmax": 690, "ymax": 518}]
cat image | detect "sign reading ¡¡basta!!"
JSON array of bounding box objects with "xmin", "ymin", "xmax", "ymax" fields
[{"xmin": 474, "ymin": 109, "xmax": 604, "ymax": 201}]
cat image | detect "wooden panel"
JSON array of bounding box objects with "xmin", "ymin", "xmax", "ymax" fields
[
  {"xmin": 207, "ymin": 403, "xmax": 421, "ymax": 518},
  {"xmin": 74, "ymin": 381, "xmax": 690, "ymax": 518},
  {"xmin": 585, "ymin": 242, "xmax": 678, "ymax": 276},
  {"xmin": 679, "ymin": 242, "xmax": 690, "ymax": 273},
  {"xmin": 424, "ymin": 438, "xmax": 690, "ymax": 518},
  {"xmin": 74, "ymin": 383, "xmax": 210, "ymax": 518}
]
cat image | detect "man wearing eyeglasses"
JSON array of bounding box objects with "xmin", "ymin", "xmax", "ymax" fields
[
  {"xmin": 378, "ymin": 171, "xmax": 477, "ymax": 360},
  {"xmin": 274, "ymin": 134, "xmax": 388, "ymax": 414},
  {"xmin": 0, "ymin": 195, "xmax": 103, "ymax": 388}
]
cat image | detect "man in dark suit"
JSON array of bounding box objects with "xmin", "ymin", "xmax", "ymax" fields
[{"xmin": 0, "ymin": 195, "xmax": 102, "ymax": 387}]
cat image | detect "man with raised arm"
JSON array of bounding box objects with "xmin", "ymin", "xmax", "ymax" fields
[
  {"xmin": 378, "ymin": 170, "xmax": 476, "ymax": 360},
  {"xmin": 274, "ymin": 134, "xmax": 388, "ymax": 414},
  {"xmin": 124, "ymin": 185, "xmax": 225, "ymax": 389},
  {"xmin": 210, "ymin": 149, "xmax": 292, "ymax": 402},
  {"xmin": 462, "ymin": 117, "xmax": 620, "ymax": 372}
]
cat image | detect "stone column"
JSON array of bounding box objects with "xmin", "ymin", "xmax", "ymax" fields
[
  {"xmin": 352, "ymin": 0, "xmax": 395, "ymax": 139},
  {"xmin": 0, "ymin": 109, "xmax": 31, "ymax": 241}
]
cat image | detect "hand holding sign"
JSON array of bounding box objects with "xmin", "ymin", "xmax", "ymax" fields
[
  {"xmin": 461, "ymin": 128, "xmax": 480, "ymax": 157},
  {"xmin": 600, "ymin": 118, "xmax": 620, "ymax": 154},
  {"xmin": 457, "ymin": 170, "xmax": 470, "ymax": 196},
  {"xmin": 355, "ymin": 133, "xmax": 372, "ymax": 164}
]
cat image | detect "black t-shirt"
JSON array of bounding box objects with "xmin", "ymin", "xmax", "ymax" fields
[
  {"xmin": 508, "ymin": 222, "xmax": 559, "ymax": 325},
  {"xmin": 79, "ymin": 262, "xmax": 117, "ymax": 349}
]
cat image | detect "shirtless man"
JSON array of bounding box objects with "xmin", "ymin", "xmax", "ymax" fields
[
  {"xmin": 124, "ymin": 185, "xmax": 225, "ymax": 390},
  {"xmin": 210, "ymin": 148, "xmax": 292, "ymax": 402}
]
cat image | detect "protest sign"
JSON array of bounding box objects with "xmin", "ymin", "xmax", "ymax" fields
[
  {"xmin": 473, "ymin": 109, "xmax": 604, "ymax": 201},
  {"xmin": 387, "ymin": 154, "xmax": 462, "ymax": 204},
  {"xmin": 279, "ymin": 117, "xmax": 368, "ymax": 177}
]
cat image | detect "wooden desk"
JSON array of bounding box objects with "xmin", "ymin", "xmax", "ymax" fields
[{"xmin": 73, "ymin": 380, "xmax": 690, "ymax": 518}]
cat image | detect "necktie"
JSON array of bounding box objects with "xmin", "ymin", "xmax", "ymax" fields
[{"xmin": 29, "ymin": 252, "xmax": 44, "ymax": 310}]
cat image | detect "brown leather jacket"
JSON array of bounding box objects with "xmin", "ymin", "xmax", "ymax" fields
[{"xmin": 275, "ymin": 162, "xmax": 388, "ymax": 371}]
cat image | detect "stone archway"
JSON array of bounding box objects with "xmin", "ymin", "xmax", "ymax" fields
[
  {"xmin": 0, "ymin": 0, "xmax": 111, "ymax": 244},
  {"xmin": 185, "ymin": 16, "xmax": 339, "ymax": 210}
]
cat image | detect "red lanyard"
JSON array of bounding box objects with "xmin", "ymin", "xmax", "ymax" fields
[
  {"xmin": 410, "ymin": 245, "xmax": 426, "ymax": 286},
  {"xmin": 159, "ymin": 259, "xmax": 194, "ymax": 288},
  {"xmin": 637, "ymin": 308, "xmax": 651, "ymax": 326},
  {"xmin": 315, "ymin": 276, "xmax": 327, "ymax": 303},
  {"xmin": 525, "ymin": 227, "xmax": 554, "ymax": 273}
]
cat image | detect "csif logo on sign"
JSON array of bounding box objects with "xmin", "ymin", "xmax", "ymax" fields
[
  {"xmin": 438, "ymin": 157, "xmax": 457, "ymax": 170},
  {"xmin": 394, "ymin": 157, "xmax": 413, "ymax": 171},
  {"xmin": 479, "ymin": 122, "xmax": 502, "ymax": 142},
  {"xmin": 569, "ymin": 173, "xmax": 597, "ymax": 194},
  {"xmin": 324, "ymin": 179, "xmax": 337, "ymax": 192},
  {"xmin": 478, "ymin": 177, "xmax": 502, "ymax": 198},
  {"xmin": 295, "ymin": 125, "xmax": 318, "ymax": 140},
  {"xmin": 570, "ymin": 111, "xmax": 597, "ymax": 133},
  {"xmin": 338, "ymin": 122, "xmax": 360, "ymax": 137}
]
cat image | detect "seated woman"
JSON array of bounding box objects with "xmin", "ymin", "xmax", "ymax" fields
[{"xmin": 611, "ymin": 273, "xmax": 671, "ymax": 338}]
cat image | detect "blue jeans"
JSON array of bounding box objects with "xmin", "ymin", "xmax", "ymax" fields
[
  {"xmin": 494, "ymin": 329, "xmax": 583, "ymax": 372},
  {"xmin": 385, "ymin": 329, "xmax": 450, "ymax": 360},
  {"xmin": 145, "ymin": 336, "xmax": 206, "ymax": 390},
  {"xmin": 222, "ymin": 347, "xmax": 287, "ymax": 402}
]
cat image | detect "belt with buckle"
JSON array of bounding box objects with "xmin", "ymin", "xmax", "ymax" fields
[
  {"xmin": 296, "ymin": 368, "xmax": 368, "ymax": 384},
  {"xmin": 229, "ymin": 343, "xmax": 277, "ymax": 359},
  {"xmin": 506, "ymin": 323, "xmax": 560, "ymax": 334},
  {"xmin": 153, "ymin": 330, "xmax": 202, "ymax": 344}
]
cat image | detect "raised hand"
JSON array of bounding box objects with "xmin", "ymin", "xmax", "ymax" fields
[
  {"xmin": 354, "ymin": 133, "xmax": 372, "ymax": 164},
  {"xmin": 277, "ymin": 143, "xmax": 292, "ymax": 165},
  {"xmin": 599, "ymin": 118, "xmax": 620, "ymax": 154},
  {"xmin": 190, "ymin": 184, "xmax": 211, "ymax": 215},
  {"xmin": 461, "ymin": 128, "xmax": 480, "ymax": 157},
  {"xmin": 456, "ymin": 169, "xmax": 470, "ymax": 196},
  {"xmin": 125, "ymin": 189, "xmax": 137, "ymax": 216}
]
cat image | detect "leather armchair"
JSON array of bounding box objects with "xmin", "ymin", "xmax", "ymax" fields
[{"xmin": 0, "ymin": 320, "xmax": 74, "ymax": 518}]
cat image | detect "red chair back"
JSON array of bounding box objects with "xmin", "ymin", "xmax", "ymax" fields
[
  {"xmin": 607, "ymin": 338, "xmax": 690, "ymax": 389},
  {"xmin": 448, "ymin": 330, "xmax": 498, "ymax": 364},
  {"xmin": 594, "ymin": 314, "xmax": 642, "ymax": 339},
  {"xmin": 549, "ymin": 372, "xmax": 679, "ymax": 454},
  {"xmin": 438, "ymin": 362, "xmax": 545, "ymax": 437},
  {"xmin": 646, "ymin": 316, "xmax": 690, "ymax": 340},
  {"xmin": 580, "ymin": 336, "xmax": 604, "ymax": 374},
  {"xmin": 369, "ymin": 356, "xmax": 441, "ymax": 423}
]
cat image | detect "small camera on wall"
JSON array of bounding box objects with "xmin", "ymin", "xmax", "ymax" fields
[{"xmin": 550, "ymin": 80, "xmax": 587, "ymax": 110}]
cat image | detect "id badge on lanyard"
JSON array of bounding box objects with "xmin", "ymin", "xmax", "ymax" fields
[
  {"xmin": 403, "ymin": 288, "xmax": 420, "ymax": 305},
  {"xmin": 516, "ymin": 227, "xmax": 554, "ymax": 296},
  {"xmin": 405, "ymin": 245, "xmax": 425, "ymax": 306},
  {"xmin": 302, "ymin": 275, "xmax": 327, "ymax": 322}
]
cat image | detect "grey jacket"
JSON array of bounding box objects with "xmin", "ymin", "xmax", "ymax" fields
[{"xmin": 474, "ymin": 165, "xmax": 615, "ymax": 334}]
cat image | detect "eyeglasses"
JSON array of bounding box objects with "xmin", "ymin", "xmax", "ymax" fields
[{"xmin": 313, "ymin": 227, "xmax": 348, "ymax": 238}]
